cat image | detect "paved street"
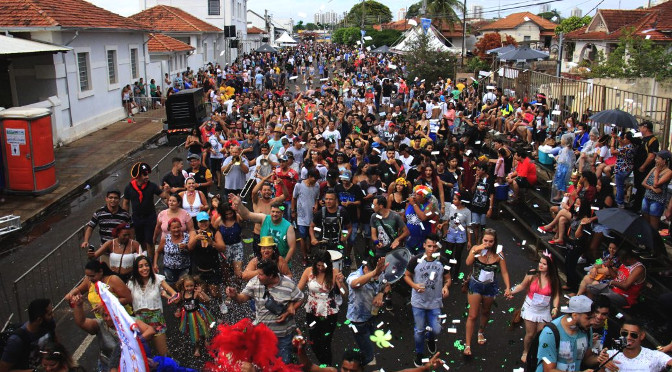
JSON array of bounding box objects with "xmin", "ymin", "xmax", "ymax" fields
[{"xmin": 0, "ymin": 135, "xmax": 542, "ymax": 371}]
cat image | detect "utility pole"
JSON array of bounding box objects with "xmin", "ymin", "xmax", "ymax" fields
[
  {"xmin": 462, "ymin": 0, "xmax": 467, "ymax": 67},
  {"xmin": 421, "ymin": 0, "xmax": 427, "ymax": 15},
  {"xmin": 360, "ymin": 0, "xmax": 365, "ymax": 49},
  {"xmin": 556, "ymin": 32, "xmax": 564, "ymax": 77}
]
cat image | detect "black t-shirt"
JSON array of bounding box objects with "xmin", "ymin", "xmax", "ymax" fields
[
  {"xmin": 1, "ymin": 322, "xmax": 55, "ymax": 370},
  {"xmin": 335, "ymin": 183, "xmax": 363, "ymax": 219},
  {"xmin": 191, "ymin": 229, "xmax": 219, "ymax": 271},
  {"xmin": 161, "ymin": 171, "xmax": 185, "ymax": 189},
  {"xmin": 313, "ymin": 206, "xmax": 351, "ymax": 245},
  {"xmin": 470, "ymin": 176, "xmax": 494, "ymax": 214},
  {"xmin": 377, "ymin": 159, "xmax": 403, "ymax": 186},
  {"xmin": 123, "ymin": 181, "xmax": 162, "ymax": 218},
  {"xmin": 358, "ymin": 179, "xmax": 383, "ymax": 224}
]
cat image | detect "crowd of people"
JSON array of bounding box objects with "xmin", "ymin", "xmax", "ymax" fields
[{"xmin": 2, "ymin": 41, "xmax": 672, "ymax": 372}]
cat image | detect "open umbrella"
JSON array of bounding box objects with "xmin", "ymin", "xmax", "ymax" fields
[
  {"xmin": 371, "ymin": 45, "xmax": 390, "ymax": 53},
  {"xmin": 486, "ymin": 44, "xmax": 515, "ymax": 56},
  {"xmin": 255, "ymin": 44, "xmax": 277, "ymax": 53},
  {"xmin": 595, "ymin": 208, "xmax": 666, "ymax": 257},
  {"xmin": 498, "ymin": 45, "xmax": 549, "ymax": 62},
  {"xmin": 589, "ymin": 109, "xmax": 639, "ymax": 129}
]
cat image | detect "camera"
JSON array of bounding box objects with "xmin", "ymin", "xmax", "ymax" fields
[{"xmin": 612, "ymin": 335, "xmax": 629, "ymax": 351}]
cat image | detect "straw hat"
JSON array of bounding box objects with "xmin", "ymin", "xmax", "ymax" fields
[{"xmin": 259, "ymin": 236, "xmax": 276, "ymax": 247}]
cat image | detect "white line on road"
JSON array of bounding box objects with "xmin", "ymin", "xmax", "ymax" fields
[{"xmin": 73, "ymin": 334, "xmax": 95, "ymax": 362}]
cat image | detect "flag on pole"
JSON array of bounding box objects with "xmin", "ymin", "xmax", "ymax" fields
[
  {"xmin": 96, "ymin": 282, "xmax": 149, "ymax": 372},
  {"xmin": 421, "ymin": 18, "xmax": 432, "ymax": 34}
]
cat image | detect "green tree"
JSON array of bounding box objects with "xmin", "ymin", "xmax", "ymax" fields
[
  {"xmin": 426, "ymin": 0, "xmax": 464, "ymax": 22},
  {"xmin": 405, "ymin": 0, "xmax": 463, "ymax": 21},
  {"xmin": 347, "ymin": 0, "xmax": 393, "ymax": 27},
  {"xmin": 537, "ymin": 9, "xmax": 562, "ymax": 22},
  {"xmin": 404, "ymin": 31, "xmax": 457, "ymax": 85},
  {"xmin": 465, "ymin": 56, "xmax": 491, "ymax": 73},
  {"xmin": 365, "ymin": 28, "xmax": 402, "ymax": 48},
  {"xmin": 406, "ymin": 1, "xmax": 422, "ymax": 18},
  {"xmin": 332, "ymin": 27, "xmax": 362, "ymax": 46},
  {"xmin": 295, "ymin": 20, "xmax": 305, "ymax": 31},
  {"xmin": 590, "ymin": 28, "xmax": 672, "ymax": 80},
  {"xmin": 305, "ymin": 23, "xmax": 318, "ymax": 31},
  {"xmin": 555, "ymin": 15, "xmax": 591, "ymax": 35}
]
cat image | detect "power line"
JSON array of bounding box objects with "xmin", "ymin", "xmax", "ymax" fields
[{"xmin": 584, "ymin": 0, "xmax": 605, "ymax": 16}]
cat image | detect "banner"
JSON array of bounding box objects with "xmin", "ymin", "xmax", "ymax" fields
[
  {"xmin": 421, "ymin": 18, "xmax": 431, "ymax": 34},
  {"xmin": 361, "ymin": 29, "xmax": 366, "ymax": 37},
  {"xmin": 96, "ymin": 282, "xmax": 149, "ymax": 372}
]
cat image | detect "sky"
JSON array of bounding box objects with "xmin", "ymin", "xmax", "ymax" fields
[{"xmin": 89, "ymin": 0, "xmax": 651, "ymax": 22}]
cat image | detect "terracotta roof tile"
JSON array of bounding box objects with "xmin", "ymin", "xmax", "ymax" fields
[
  {"xmin": 0, "ymin": 0, "xmax": 147, "ymax": 30},
  {"xmin": 130, "ymin": 5, "xmax": 221, "ymax": 33},
  {"xmin": 147, "ymin": 33, "xmax": 194, "ymax": 52},
  {"xmin": 480, "ymin": 12, "xmax": 557, "ymax": 31},
  {"xmin": 597, "ymin": 9, "xmax": 650, "ymax": 33},
  {"xmin": 246, "ymin": 26, "xmax": 266, "ymax": 34}
]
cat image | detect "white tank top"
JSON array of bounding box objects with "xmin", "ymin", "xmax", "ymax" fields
[
  {"xmin": 109, "ymin": 239, "xmax": 137, "ymax": 269},
  {"xmin": 183, "ymin": 192, "xmax": 203, "ymax": 217}
]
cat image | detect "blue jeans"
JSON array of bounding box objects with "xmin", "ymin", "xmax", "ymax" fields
[
  {"xmin": 163, "ymin": 267, "xmax": 189, "ymax": 285},
  {"xmin": 348, "ymin": 222, "xmax": 359, "ymax": 246},
  {"xmin": 283, "ymin": 201, "xmax": 292, "ymax": 221},
  {"xmin": 277, "ymin": 332, "xmax": 295, "ymax": 364},
  {"xmin": 412, "ymin": 307, "xmax": 441, "ymax": 354},
  {"xmin": 350, "ymin": 319, "xmax": 375, "ymax": 364},
  {"xmin": 615, "ymin": 171, "xmax": 631, "ymax": 206}
]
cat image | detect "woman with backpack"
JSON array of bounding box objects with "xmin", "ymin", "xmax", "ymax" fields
[{"xmin": 506, "ymin": 253, "xmax": 561, "ymax": 363}]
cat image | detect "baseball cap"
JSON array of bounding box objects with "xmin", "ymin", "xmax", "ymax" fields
[
  {"xmin": 187, "ymin": 153, "xmax": 201, "ymax": 161},
  {"xmin": 656, "ymin": 150, "xmax": 672, "ymax": 160},
  {"xmin": 278, "ymin": 154, "xmax": 288, "ymax": 162},
  {"xmin": 639, "ymin": 120, "xmax": 653, "ymax": 130},
  {"xmin": 327, "ymin": 169, "xmax": 340, "ymax": 179},
  {"xmin": 561, "ymin": 295, "xmax": 592, "ymax": 314},
  {"xmin": 339, "ymin": 170, "xmax": 352, "ymax": 181},
  {"xmin": 196, "ymin": 211, "xmax": 210, "ymax": 222}
]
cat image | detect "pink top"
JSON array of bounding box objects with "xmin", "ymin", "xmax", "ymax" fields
[
  {"xmin": 527, "ymin": 276, "xmax": 552, "ymax": 300},
  {"xmin": 156, "ymin": 208, "xmax": 191, "ymax": 239},
  {"xmin": 495, "ymin": 157, "xmax": 506, "ymax": 178}
]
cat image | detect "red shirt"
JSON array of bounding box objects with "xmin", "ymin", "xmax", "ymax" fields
[
  {"xmin": 517, "ymin": 157, "xmax": 537, "ymax": 185},
  {"xmin": 275, "ymin": 167, "xmax": 299, "ymax": 196}
]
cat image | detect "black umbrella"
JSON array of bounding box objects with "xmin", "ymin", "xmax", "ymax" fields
[
  {"xmin": 497, "ymin": 45, "xmax": 549, "ymax": 61},
  {"xmin": 589, "ymin": 109, "xmax": 639, "ymax": 128},
  {"xmin": 595, "ymin": 208, "xmax": 666, "ymax": 256},
  {"xmin": 255, "ymin": 44, "xmax": 277, "ymax": 53},
  {"xmin": 371, "ymin": 45, "xmax": 390, "ymax": 53}
]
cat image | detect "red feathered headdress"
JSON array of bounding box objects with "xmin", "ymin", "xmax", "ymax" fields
[{"xmin": 204, "ymin": 318, "xmax": 302, "ymax": 372}]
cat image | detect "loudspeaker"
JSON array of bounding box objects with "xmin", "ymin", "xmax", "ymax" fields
[
  {"xmin": 229, "ymin": 40, "xmax": 238, "ymax": 48},
  {"xmin": 224, "ymin": 25, "xmax": 237, "ymax": 37}
]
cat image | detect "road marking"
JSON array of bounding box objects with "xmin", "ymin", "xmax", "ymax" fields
[{"xmin": 73, "ymin": 334, "xmax": 95, "ymax": 362}]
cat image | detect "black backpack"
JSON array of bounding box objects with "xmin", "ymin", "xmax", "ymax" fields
[
  {"xmin": 525, "ymin": 322, "xmax": 560, "ymax": 372},
  {"xmin": 0, "ymin": 324, "xmax": 34, "ymax": 369}
]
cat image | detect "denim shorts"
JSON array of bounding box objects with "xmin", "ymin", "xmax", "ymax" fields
[
  {"xmin": 468, "ymin": 277, "xmax": 499, "ymax": 297},
  {"xmin": 471, "ymin": 212, "xmax": 487, "ymax": 226},
  {"xmin": 297, "ymin": 225, "xmax": 310, "ymax": 238},
  {"xmin": 164, "ymin": 267, "xmax": 189, "ymax": 284},
  {"xmin": 641, "ymin": 197, "xmax": 665, "ymax": 217}
]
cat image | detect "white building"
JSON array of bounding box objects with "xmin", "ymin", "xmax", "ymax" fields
[
  {"xmin": 314, "ymin": 11, "xmax": 340, "ymax": 25},
  {"xmin": 138, "ymin": 0, "xmax": 248, "ymax": 64},
  {"xmin": 571, "ymin": 8, "xmax": 583, "ymax": 18},
  {"xmin": 145, "ymin": 33, "xmax": 195, "ymax": 92},
  {"xmin": 398, "ymin": 8, "xmax": 407, "ymax": 21},
  {"xmin": 539, "ymin": 4, "xmax": 551, "ymax": 13},
  {"xmin": 0, "ymin": 0, "xmax": 151, "ymax": 145},
  {"xmin": 471, "ymin": 5, "xmax": 483, "ymax": 19},
  {"xmin": 130, "ymin": 6, "xmax": 223, "ymax": 68},
  {"xmin": 247, "ymin": 10, "xmax": 289, "ymax": 46}
]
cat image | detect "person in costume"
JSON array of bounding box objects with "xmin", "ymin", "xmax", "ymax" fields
[{"xmin": 174, "ymin": 275, "xmax": 215, "ymax": 357}]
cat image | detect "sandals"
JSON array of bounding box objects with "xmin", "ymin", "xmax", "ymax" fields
[
  {"xmin": 549, "ymin": 239, "xmax": 565, "ymax": 246},
  {"xmin": 537, "ymin": 226, "xmax": 549, "ymax": 233},
  {"xmin": 463, "ymin": 345, "xmax": 472, "ymax": 356},
  {"xmin": 478, "ymin": 331, "xmax": 487, "ymax": 345}
]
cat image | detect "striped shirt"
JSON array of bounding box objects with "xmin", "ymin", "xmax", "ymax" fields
[
  {"xmin": 242, "ymin": 275, "xmax": 304, "ymax": 336},
  {"xmin": 86, "ymin": 206, "xmax": 131, "ymax": 245}
]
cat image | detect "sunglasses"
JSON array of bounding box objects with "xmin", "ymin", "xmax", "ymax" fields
[{"xmin": 620, "ymin": 330, "xmax": 639, "ymax": 339}]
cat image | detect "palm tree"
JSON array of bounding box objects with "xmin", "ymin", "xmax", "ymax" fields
[{"xmin": 426, "ymin": 0, "xmax": 464, "ymax": 22}]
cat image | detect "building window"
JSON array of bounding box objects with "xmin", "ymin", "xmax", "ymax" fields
[
  {"xmin": 107, "ymin": 50, "xmax": 118, "ymax": 85},
  {"xmin": 208, "ymin": 0, "xmax": 220, "ymax": 15},
  {"xmin": 76, "ymin": 52, "xmax": 91, "ymax": 91},
  {"xmin": 130, "ymin": 48, "xmax": 139, "ymax": 79},
  {"xmin": 523, "ymin": 36, "xmax": 531, "ymax": 42}
]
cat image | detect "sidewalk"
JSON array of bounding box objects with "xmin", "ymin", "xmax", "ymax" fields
[{"xmin": 0, "ymin": 110, "xmax": 165, "ymax": 228}]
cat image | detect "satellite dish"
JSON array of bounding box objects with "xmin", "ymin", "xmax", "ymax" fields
[
  {"xmin": 382, "ymin": 248, "xmax": 412, "ymax": 284},
  {"xmin": 408, "ymin": 19, "xmax": 418, "ymax": 27}
]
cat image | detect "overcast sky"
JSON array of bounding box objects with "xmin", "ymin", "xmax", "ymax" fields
[{"xmin": 89, "ymin": 0, "xmax": 651, "ymax": 21}]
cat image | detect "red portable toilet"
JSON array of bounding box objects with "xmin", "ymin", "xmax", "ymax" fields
[{"xmin": 0, "ymin": 107, "xmax": 59, "ymax": 195}]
